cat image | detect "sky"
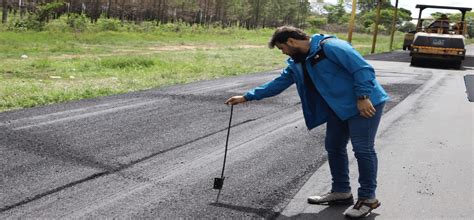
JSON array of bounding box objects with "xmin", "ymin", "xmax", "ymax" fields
[{"xmin": 319, "ymin": 0, "xmax": 474, "ymax": 18}]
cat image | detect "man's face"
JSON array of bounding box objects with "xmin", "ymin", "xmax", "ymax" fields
[
  {"xmin": 275, "ymin": 40, "xmax": 306, "ymax": 62},
  {"xmin": 275, "ymin": 42, "xmax": 298, "ymax": 56}
]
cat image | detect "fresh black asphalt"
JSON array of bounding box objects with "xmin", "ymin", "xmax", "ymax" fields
[{"xmin": 2, "ymin": 49, "xmax": 467, "ymax": 218}]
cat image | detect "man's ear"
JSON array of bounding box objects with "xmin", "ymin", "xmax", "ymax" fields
[{"xmin": 286, "ymin": 37, "xmax": 297, "ymax": 47}]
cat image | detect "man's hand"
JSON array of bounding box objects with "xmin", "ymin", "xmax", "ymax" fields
[
  {"xmin": 225, "ymin": 96, "xmax": 247, "ymax": 105},
  {"xmin": 357, "ymin": 99, "xmax": 376, "ymax": 118}
]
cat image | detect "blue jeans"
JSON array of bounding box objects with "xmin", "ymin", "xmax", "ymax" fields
[{"xmin": 325, "ymin": 102, "xmax": 385, "ymax": 199}]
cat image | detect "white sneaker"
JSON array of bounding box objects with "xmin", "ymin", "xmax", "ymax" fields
[
  {"xmin": 307, "ymin": 191, "xmax": 354, "ymax": 205},
  {"xmin": 344, "ymin": 198, "xmax": 381, "ymax": 218}
]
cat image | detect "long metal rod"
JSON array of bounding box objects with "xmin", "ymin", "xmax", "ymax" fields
[
  {"xmin": 220, "ymin": 104, "xmax": 233, "ymax": 178},
  {"xmin": 216, "ymin": 105, "xmax": 234, "ymax": 202},
  {"xmin": 216, "ymin": 188, "xmax": 222, "ymax": 202}
]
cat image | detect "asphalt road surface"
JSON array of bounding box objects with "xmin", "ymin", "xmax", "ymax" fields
[{"xmin": 1, "ymin": 46, "xmax": 472, "ymax": 218}]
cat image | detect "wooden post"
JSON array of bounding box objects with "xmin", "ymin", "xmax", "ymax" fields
[
  {"xmin": 389, "ymin": 0, "xmax": 399, "ymax": 50},
  {"xmin": 371, "ymin": 0, "xmax": 382, "ymax": 54},
  {"xmin": 348, "ymin": 0, "xmax": 357, "ymax": 43}
]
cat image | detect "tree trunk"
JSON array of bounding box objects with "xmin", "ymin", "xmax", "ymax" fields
[
  {"xmin": 160, "ymin": 0, "xmax": 168, "ymax": 23},
  {"xmin": 214, "ymin": 0, "xmax": 220, "ymax": 22},
  {"xmin": 255, "ymin": 0, "xmax": 260, "ymax": 28},
  {"xmin": 96, "ymin": 0, "xmax": 100, "ymax": 22},
  {"xmin": 222, "ymin": 1, "xmax": 228, "ymax": 27},
  {"xmin": 205, "ymin": 0, "xmax": 211, "ymax": 25},
  {"xmin": 106, "ymin": 0, "xmax": 111, "ymax": 18},
  {"xmin": 153, "ymin": 0, "xmax": 158, "ymax": 22},
  {"xmin": 19, "ymin": 0, "xmax": 25, "ymax": 20},
  {"xmin": 120, "ymin": 0, "xmax": 125, "ymax": 23},
  {"xmin": 2, "ymin": 0, "xmax": 8, "ymax": 23},
  {"xmin": 70, "ymin": 0, "xmax": 78, "ymax": 13},
  {"xmin": 157, "ymin": 0, "xmax": 162, "ymax": 23}
]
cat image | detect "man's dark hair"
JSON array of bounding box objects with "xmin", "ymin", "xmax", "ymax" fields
[{"xmin": 268, "ymin": 26, "xmax": 310, "ymax": 49}]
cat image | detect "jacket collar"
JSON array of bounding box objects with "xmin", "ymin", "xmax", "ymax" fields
[{"xmin": 286, "ymin": 34, "xmax": 334, "ymax": 66}]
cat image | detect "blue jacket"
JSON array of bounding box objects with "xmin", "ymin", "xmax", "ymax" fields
[{"xmin": 244, "ymin": 34, "xmax": 390, "ymax": 130}]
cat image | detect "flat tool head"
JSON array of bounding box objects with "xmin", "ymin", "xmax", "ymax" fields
[{"xmin": 213, "ymin": 177, "xmax": 224, "ymax": 189}]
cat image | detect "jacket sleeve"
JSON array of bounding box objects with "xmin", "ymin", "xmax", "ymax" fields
[
  {"xmin": 244, "ymin": 67, "xmax": 295, "ymax": 101},
  {"xmin": 323, "ymin": 39, "xmax": 375, "ymax": 97}
]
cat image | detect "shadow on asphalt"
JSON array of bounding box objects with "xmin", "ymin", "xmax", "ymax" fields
[
  {"xmin": 277, "ymin": 204, "xmax": 380, "ymax": 220},
  {"xmin": 209, "ymin": 202, "xmax": 274, "ymax": 218},
  {"xmin": 210, "ymin": 202, "xmax": 381, "ymax": 219}
]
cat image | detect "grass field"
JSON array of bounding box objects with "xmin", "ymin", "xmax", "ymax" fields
[{"xmin": 0, "ymin": 20, "xmax": 407, "ymax": 112}]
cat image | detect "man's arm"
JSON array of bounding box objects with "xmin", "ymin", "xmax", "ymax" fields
[
  {"xmin": 323, "ymin": 39, "xmax": 377, "ymax": 118},
  {"xmin": 225, "ymin": 67, "xmax": 295, "ymax": 105},
  {"xmin": 323, "ymin": 39, "xmax": 376, "ymax": 97}
]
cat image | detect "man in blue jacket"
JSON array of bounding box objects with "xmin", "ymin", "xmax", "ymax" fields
[{"xmin": 225, "ymin": 26, "xmax": 389, "ymax": 218}]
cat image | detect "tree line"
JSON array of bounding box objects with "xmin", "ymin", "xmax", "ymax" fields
[
  {"xmin": 2, "ymin": 0, "xmax": 469, "ymax": 36},
  {"xmin": 0, "ymin": 0, "xmax": 416, "ymax": 33},
  {"xmin": 1, "ymin": 0, "xmax": 312, "ymax": 28}
]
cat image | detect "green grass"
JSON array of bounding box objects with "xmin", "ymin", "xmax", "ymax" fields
[
  {"xmin": 0, "ymin": 20, "xmax": 407, "ymax": 112},
  {"xmin": 466, "ymin": 38, "xmax": 474, "ymax": 44},
  {"xmin": 340, "ymin": 32, "xmax": 406, "ymax": 54}
]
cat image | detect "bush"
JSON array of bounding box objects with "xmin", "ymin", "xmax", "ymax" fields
[
  {"xmin": 5, "ymin": 1, "xmax": 65, "ymax": 32},
  {"xmin": 119, "ymin": 21, "xmax": 160, "ymax": 32},
  {"xmin": 8, "ymin": 16, "xmax": 44, "ymax": 31},
  {"xmin": 97, "ymin": 18, "xmax": 121, "ymax": 31},
  {"xmin": 35, "ymin": 1, "xmax": 65, "ymax": 23},
  {"xmin": 66, "ymin": 13, "xmax": 87, "ymax": 32},
  {"xmin": 7, "ymin": 19, "xmax": 29, "ymax": 31},
  {"xmin": 398, "ymin": 22, "xmax": 416, "ymax": 33},
  {"xmin": 308, "ymin": 16, "xmax": 327, "ymax": 28},
  {"xmin": 133, "ymin": 21, "xmax": 157, "ymax": 32},
  {"xmin": 44, "ymin": 17, "xmax": 70, "ymax": 32},
  {"xmin": 354, "ymin": 23, "xmax": 367, "ymax": 33},
  {"xmin": 306, "ymin": 27, "xmax": 321, "ymax": 35},
  {"xmin": 364, "ymin": 24, "xmax": 388, "ymax": 34},
  {"xmin": 158, "ymin": 21, "xmax": 191, "ymax": 32}
]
